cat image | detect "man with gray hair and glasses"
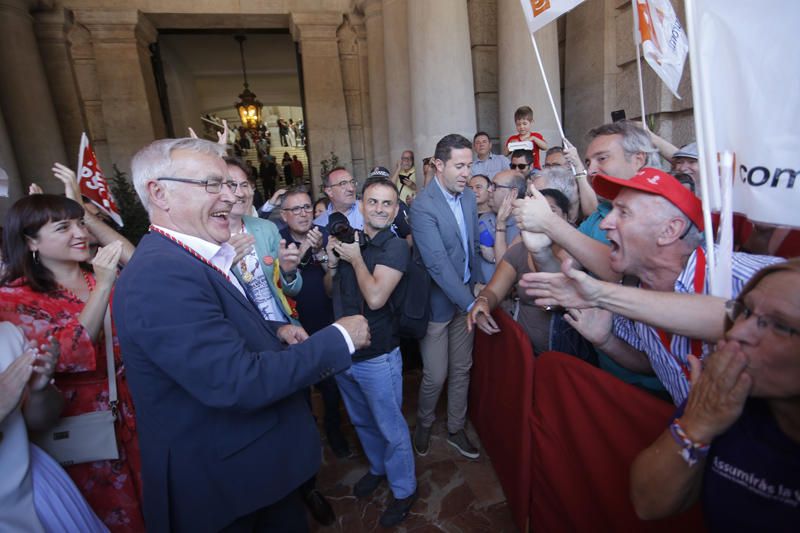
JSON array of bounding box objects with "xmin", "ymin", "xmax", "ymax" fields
[{"xmin": 114, "ymin": 137, "xmax": 370, "ymax": 532}]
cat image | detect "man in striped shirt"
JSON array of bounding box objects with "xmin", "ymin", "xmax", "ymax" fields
[{"xmin": 520, "ymin": 168, "xmax": 781, "ymax": 404}]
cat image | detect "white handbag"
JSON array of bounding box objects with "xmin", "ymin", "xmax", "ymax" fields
[{"xmin": 32, "ymin": 308, "xmax": 120, "ymax": 466}]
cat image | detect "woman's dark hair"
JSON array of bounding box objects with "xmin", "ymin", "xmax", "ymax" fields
[
  {"xmin": 314, "ymin": 197, "xmax": 330, "ymax": 210},
  {"xmin": 1, "ymin": 194, "xmax": 85, "ymax": 292},
  {"xmin": 539, "ymin": 188, "xmax": 571, "ymax": 219}
]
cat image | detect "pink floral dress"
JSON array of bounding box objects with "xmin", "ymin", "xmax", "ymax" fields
[{"xmin": 0, "ymin": 277, "xmax": 144, "ymax": 532}]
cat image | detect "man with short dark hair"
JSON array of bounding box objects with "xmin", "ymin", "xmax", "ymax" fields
[
  {"xmin": 410, "ymin": 133, "xmax": 483, "ymax": 460},
  {"xmin": 472, "ymin": 131, "xmax": 509, "ymax": 180},
  {"xmin": 325, "ymin": 178, "xmax": 418, "ymax": 527},
  {"xmin": 509, "ymin": 149, "xmax": 534, "ymax": 180}
]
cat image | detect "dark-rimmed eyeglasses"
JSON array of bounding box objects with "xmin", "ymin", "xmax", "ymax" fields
[
  {"xmin": 281, "ymin": 204, "xmax": 314, "ymax": 215},
  {"xmin": 725, "ymin": 299, "xmax": 799, "ymax": 338},
  {"xmin": 157, "ymin": 177, "xmax": 235, "ymax": 194},
  {"xmin": 489, "ymin": 183, "xmax": 517, "ymax": 191},
  {"xmin": 327, "ymin": 179, "xmax": 357, "ymax": 189}
]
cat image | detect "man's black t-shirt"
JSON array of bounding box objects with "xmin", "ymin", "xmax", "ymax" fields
[{"xmin": 332, "ymin": 228, "xmax": 409, "ymax": 362}]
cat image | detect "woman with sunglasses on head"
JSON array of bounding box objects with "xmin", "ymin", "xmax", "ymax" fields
[
  {"xmin": 631, "ymin": 259, "xmax": 800, "ymax": 531},
  {"xmin": 0, "ymin": 194, "xmax": 143, "ymax": 532}
]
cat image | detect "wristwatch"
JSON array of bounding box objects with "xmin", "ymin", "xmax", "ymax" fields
[{"xmin": 315, "ymin": 252, "xmax": 328, "ymax": 264}]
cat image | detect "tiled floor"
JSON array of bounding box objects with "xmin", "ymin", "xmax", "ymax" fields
[{"xmin": 309, "ymin": 367, "xmax": 518, "ymax": 532}]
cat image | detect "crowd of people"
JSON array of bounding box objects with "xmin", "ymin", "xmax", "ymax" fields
[{"xmin": 0, "ymin": 102, "xmax": 797, "ymax": 532}]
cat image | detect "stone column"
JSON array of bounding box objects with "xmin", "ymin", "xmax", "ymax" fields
[
  {"xmin": 0, "ymin": 107, "xmax": 23, "ymax": 217},
  {"xmin": 497, "ymin": 0, "xmax": 562, "ymax": 147},
  {"xmin": 351, "ymin": 14, "xmax": 374, "ymax": 170},
  {"xmin": 73, "ymin": 10, "xmax": 166, "ymax": 175},
  {"xmin": 468, "ymin": 0, "xmax": 500, "ymax": 145},
  {"xmin": 382, "ymin": 0, "xmax": 413, "ymax": 166},
  {"xmin": 361, "ymin": 0, "xmax": 390, "ymax": 168},
  {"xmin": 0, "ymin": 0, "xmax": 67, "ymax": 192},
  {"xmin": 68, "ymin": 21, "xmax": 113, "ymax": 172},
  {"xmin": 563, "ymin": 0, "xmax": 607, "ymax": 158},
  {"xmin": 337, "ymin": 15, "xmax": 369, "ymax": 181},
  {"xmin": 34, "ymin": 6, "xmax": 88, "ymax": 167},
  {"xmin": 408, "ymin": 0, "xmax": 477, "ymax": 168},
  {"xmin": 291, "ymin": 12, "xmax": 354, "ymax": 195}
]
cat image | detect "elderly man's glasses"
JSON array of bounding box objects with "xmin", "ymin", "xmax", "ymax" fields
[
  {"xmin": 725, "ymin": 299, "xmax": 799, "ymax": 337},
  {"xmin": 281, "ymin": 204, "xmax": 314, "ymax": 215},
  {"xmin": 489, "ymin": 183, "xmax": 517, "ymax": 191},
  {"xmin": 157, "ymin": 177, "xmax": 239, "ymax": 194},
  {"xmin": 327, "ymin": 179, "xmax": 357, "ymax": 189}
]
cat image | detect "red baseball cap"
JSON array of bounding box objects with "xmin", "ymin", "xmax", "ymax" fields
[{"xmin": 593, "ymin": 167, "xmax": 704, "ymax": 230}]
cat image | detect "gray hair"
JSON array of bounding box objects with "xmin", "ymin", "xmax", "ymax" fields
[
  {"xmin": 587, "ymin": 121, "xmax": 659, "ymax": 167},
  {"xmin": 533, "ymin": 166, "xmax": 579, "ymax": 217},
  {"xmin": 131, "ymin": 138, "xmax": 227, "ymax": 214},
  {"xmin": 653, "ymin": 196, "xmax": 703, "ymax": 249}
]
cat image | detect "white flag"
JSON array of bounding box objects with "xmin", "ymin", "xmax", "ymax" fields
[
  {"xmin": 687, "ymin": 0, "xmax": 800, "ymax": 228},
  {"xmin": 520, "ymin": 0, "xmax": 586, "ymax": 35},
  {"xmin": 634, "ymin": 0, "xmax": 688, "ymax": 99}
]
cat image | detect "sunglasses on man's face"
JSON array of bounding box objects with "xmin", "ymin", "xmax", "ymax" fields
[{"xmin": 509, "ymin": 163, "xmax": 530, "ymax": 170}]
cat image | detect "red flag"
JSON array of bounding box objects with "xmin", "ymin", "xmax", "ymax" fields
[{"xmin": 77, "ymin": 133, "xmax": 123, "ymax": 226}]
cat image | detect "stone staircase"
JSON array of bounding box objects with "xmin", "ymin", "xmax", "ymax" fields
[{"xmin": 243, "ymin": 145, "xmax": 311, "ymax": 193}]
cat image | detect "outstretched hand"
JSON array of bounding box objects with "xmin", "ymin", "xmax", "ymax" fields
[
  {"xmin": 563, "ymin": 307, "xmax": 613, "ymax": 346},
  {"xmin": 519, "ymin": 257, "xmax": 601, "ymax": 308}
]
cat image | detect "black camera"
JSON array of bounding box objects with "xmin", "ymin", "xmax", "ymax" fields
[{"xmin": 327, "ymin": 212, "xmax": 356, "ymax": 257}]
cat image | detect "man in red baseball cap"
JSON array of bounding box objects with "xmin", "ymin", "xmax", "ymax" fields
[{"xmin": 520, "ymin": 167, "xmax": 781, "ymax": 404}]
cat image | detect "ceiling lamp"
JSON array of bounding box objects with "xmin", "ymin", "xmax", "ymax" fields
[{"xmin": 234, "ymin": 35, "xmax": 263, "ymax": 130}]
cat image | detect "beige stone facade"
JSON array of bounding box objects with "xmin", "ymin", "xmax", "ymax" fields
[{"xmin": 0, "ymin": 0, "xmax": 694, "ymax": 216}]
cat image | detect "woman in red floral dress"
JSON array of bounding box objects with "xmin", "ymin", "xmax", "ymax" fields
[{"xmin": 0, "ymin": 194, "xmax": 144, "ymax": 532}]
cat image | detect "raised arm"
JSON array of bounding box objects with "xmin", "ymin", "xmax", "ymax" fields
[
  {"xmin": 51, "ymin": 163, "xmax": 135, "ymax": 265},
  {"xmin": 513, "ymin": 187, "xmax": 620, "ymax": 281},
  {"xmin": 631, "ymin": 342, "xmax": 750, "ymax": 519},
  {"xmin": 521, "ymin": 259, "xmax": 728, "ymax": 342}
]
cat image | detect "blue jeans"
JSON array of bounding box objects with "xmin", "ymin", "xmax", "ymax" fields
[{"xmin": 335, "ymin": 347, "xmax": 416, "ymax": 499}]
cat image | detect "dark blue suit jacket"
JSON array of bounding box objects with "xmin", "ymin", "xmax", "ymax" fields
[{"xmin": 113, "ymin": 233, "xmax": 351, "ymax": 532}]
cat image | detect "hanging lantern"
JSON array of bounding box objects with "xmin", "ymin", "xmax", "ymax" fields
[{"xmin": 233, "ymin": 35, "xmax": 263, "ymax": 130}]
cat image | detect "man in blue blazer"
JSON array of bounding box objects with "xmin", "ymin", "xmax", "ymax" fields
[
  {"xmin": 114, "ymin": 138, "xmax": 370, "ymax": 532},
  {"xmin": 409, "ymin": 134, "xmax": 484, "ymax": 460}
]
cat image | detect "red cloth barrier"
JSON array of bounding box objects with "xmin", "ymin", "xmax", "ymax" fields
[
  {"xmin": 470, "ymin": 309, "xmax": 535, "ymax": 531},
  {"xmin": 530, "ymin": 352, "xmax": 706, "ymax": 532}
]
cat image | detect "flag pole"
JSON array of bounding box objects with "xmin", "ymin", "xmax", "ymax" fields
[
  {"xmin": 77, "ymin": 132, "xmax": 88, "ymax": 180},
  {"xmin": 685, "ymin": 0, "xmax": 720, "ymax": 296},
  {"xmin": 631, "ymin": 1, "xmax": 648, "ymax": 129},
  {"xmin": 528, "ymin": 30, "xmax": 566, "ymax": 142}
]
